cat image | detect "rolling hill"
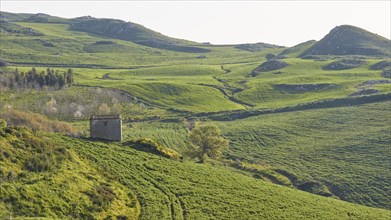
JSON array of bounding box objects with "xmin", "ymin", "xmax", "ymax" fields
[
  {"xmin": 300, "ymin": 25, "xmax": 390, "ymax": 57},
  {"xmin": 1, "ymin": 123, "xmax": 390, "ymax": 219},
  {"xmin": 0, "ymin": 11, "xmax": 390, "ymax": 219},
  {"xmin": 69, "ymin": 17, "xmax": 211, "ymax": 53}
]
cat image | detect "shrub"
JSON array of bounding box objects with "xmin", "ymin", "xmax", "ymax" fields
[
  {"xmin": 85, "ymin": 183, "xmax": 116, "ymax": 211},
  {"xmin": 0, "ymin": 109, "xmax": 77, "ymax": 134},
  {"xmin": 188, "ymin": 123, "xmax": 229, "ymax": 162},
  {"xmin": 24, "ymin": 153, "xmax": 57, "ymax": 172},
  {"xmin": 126, "ymin": 138, "xmax": 181, "ymax": 160}
]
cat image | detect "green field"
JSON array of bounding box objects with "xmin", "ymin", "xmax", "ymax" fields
[{"xmin": 1, "ymin": 13, "xmax": 390, "ymax": 219}]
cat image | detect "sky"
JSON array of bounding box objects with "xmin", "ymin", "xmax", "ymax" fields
[{"xmin": 1, "ymin": 1, "xmax": 390, "ymax": 46}]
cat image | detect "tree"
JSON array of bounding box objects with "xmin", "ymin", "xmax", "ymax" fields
[
  {"xmin": 66, "ymin": 68, "xmax": 74, "ymax": 87},
  {"xmin": 188, "ymin": 123, "xmax": 229, "ymax": 162}
]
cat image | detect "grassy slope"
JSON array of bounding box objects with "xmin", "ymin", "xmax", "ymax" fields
[
  {"xmin": 300, "ymin": 25, "xmax": 390, "ymax": 56},
  {"xmin": 2, "ymin": 125, "xmax": 389, "ymax": 219},
  {"xmin": 0, "ymin": 126, "xmax": 140, "ymax": 219},
  {"xmin": 1, "ymin": 16, "xmax": 391, "ymax": 216},
  {"xmin": 234, "ymin": 58, "xmax": 390, "ymax": 109},
  {"xmin": 217, "ymin": 101, "xmax": 391, "ymax": 209},
  {"xmin": 61, "ymin": 135, "xmax": 389, "ymax": 220},
  {"xmin": 5, "ymin": 22, "xmax": 389, "ymax": 113}
]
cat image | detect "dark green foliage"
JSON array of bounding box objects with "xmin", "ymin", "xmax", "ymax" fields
[
  {"xmin": 1, "ymin": 67, "xmax": 73, "ymax": 89},
  {"xmin": 0, "ymin": 126, "xmax": 68, "ymax": 173},
  {"xmin": 188, "ymin": 123, "xmax": 229, "ymax": 162},
  {"xmin": 300, "ymin": 25, "xmax": 390, "ymax": 56},
  {"xmin": 0, "ymin": 119, "xmax": 6, "ymax": 129},
  {"xmin": 24, "ymin": 153, "xmax": 57, "ymax": 172},
  {"xmin": 85, "ymin": 183, "xmax": 116, "ymax": 210}
]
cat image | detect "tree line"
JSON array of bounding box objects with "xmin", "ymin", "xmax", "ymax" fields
[{"xmin": 5, "ymin": 67, "xmax": 74, "ymax": 89}]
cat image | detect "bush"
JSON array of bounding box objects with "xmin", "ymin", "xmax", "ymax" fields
[
  {"xmin": 85, "ymin": 183, "xmax": 116, "ymax": 212},
  {"xmin": 0, "ymin": 119, "xmax": 6, "ymax": 129},
  {"xmin": 125, "ymin": 138, "xmax": 181, "ymax": 160},
  {"xmin": 24, "ymin": 153, "xmax": 58, "ymax": 172},
  {"xmin": 1, "ymin": 109, "xmax": 77, "ymax": 134}
]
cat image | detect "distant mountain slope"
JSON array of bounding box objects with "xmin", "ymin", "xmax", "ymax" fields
[
  {"xmin": 300, "ymin": 25, "xmax": 390, "ymax": 57},
  {"xmin": 0, "ymin": 11, "xmax": 33, "ymax": 22},
  {"xmin": 234, "ymin": 42, "xmax": 284, "ymax": 52},
  {"xmin": 23, "ymin": 13, "xmax": 68, "ymax": 23},
  {"xmin": 278, "ymin": 40, "xmax": 317, "ymax": 58},
  {"xmin": 69, "ymin": 17, "xmax": 210, "ymax": 53},
  {"xmin": 0, "ymin": 11, "xmax": 210, "ymax": 53}
]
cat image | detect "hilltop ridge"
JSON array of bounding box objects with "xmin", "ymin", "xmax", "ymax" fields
[{"xmin": 300, "ymin": 25, "xmax": 390, "ymax": 57}]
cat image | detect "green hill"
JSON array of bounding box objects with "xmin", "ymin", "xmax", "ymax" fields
[
  {"xmin": 234, "ymin": 42, "xmax": 284, "ymax": 52},
  {"xmin": 69, "ymin": 17, "xmax": 210, "ymax": 53},
  {"xmin": 0, "ymin": 123, "xmax": 389, "ymax": 219},
  {"xmin": 0, "ymin": 11, "xmax": 34, "ymax": 22},
  {"xmin": 300, "ymin": 25, "xmax": 390, "ymax": 57},
  {"xmin": 1, "ymin": 11, "xmax": 391, "ymax": 219},
  {"xmin": 278, "ymin": 40, "xmax": 317, "ymax": 58}
]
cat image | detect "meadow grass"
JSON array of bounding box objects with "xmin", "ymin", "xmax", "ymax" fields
[
  {"xmin": 217, "ymin": 101, "xmax": 391, "ymax": 209},
  {"xmin": 1, "ymin": 17, "xmax": 390, "ymax": 218}
]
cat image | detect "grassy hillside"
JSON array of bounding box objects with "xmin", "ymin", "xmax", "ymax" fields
[
  {"xmin": 0, "ymin": 124, "xmax": 140, "ymax": 219},
  {"xmin": 1, "ymin": 12, "xmax": 391, "ymax": 219},
  {"xmin": 0, "ymin": 122, "xmax": 389, "ymax": 219},
  {"xmin": 69, "ymin": 17, "xmax": 210, "ymax": 53},
  {"xmin": 300, "ymin": 25, "xmax": 390, "ymax": 57},
  {"xmin": 278, "ymin": 40, "xmax": 317, "ymax": 58},
  {"xmin": 218, "ymin": 101, "xmax": 391, "ymax": 209}
]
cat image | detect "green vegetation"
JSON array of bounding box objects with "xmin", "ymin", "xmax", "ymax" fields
[
  {"xmin": 218, "ymin": 101, "xmax": 391, "ymax": 209},
  {"xmin": 300, "ymin": 25, "xmax": 390, "ymax": 57},
  {"xmin": 64, "ymin": 135, "xmax": 389, "ymax": 219},
  {"xmin": 1, "ymin": 11, "xmax": 390, "ymax": 219},
  {"xmin": 0, "ymin": 124, "xmax": 139, "ymax": 219},
  {"xmin": 0, "ymin": 67, "xmax": 73, "ymax": 89},
  {"xmin": 1, "ymin": 109, "xmax": 76, "ymax": 134},
  {"xmin": 188, "ymin": 123, "xmax": 229, "ymax": 162}
]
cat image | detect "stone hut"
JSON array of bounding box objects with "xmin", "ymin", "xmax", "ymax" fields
[{"xmin": 90, "ymin": 115, "xmax": 122, "ymax": 141}]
